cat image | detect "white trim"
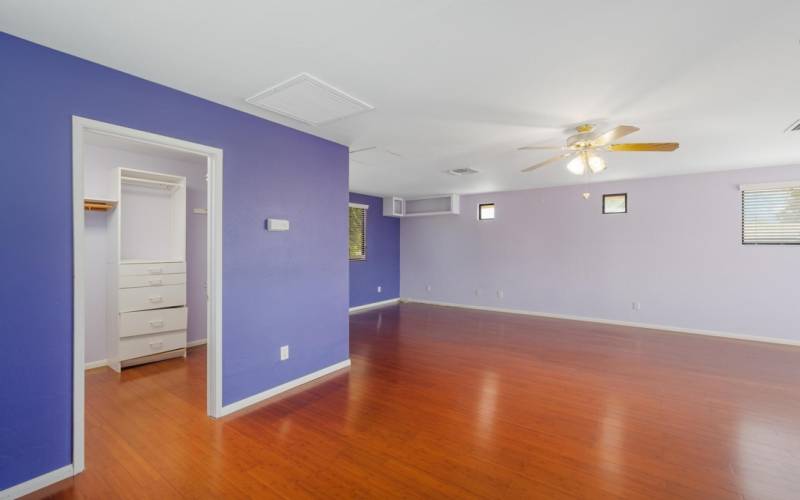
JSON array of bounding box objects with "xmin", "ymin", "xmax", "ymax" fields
[
  {"xmin": 0, "ymin": 464, "xmax": 74, "ymax": 499},
  {"xmin": 348, "ymin": 202, "xmax": 369, "ymax": 209},
  {"xmin": 219, "ymin": 359, "xmax": 351, "ymax": 417},
  {"xmin": 84, "ymin": 359, "xmax": 107, "ymax": 370},
  {"xmin": 71, "ymin": 118, "xmax": 86, "ymax": 474},
  {"xmin": 71, "ymin": 117, "xmax": 225, "ymax": 489},
  {"xmin": 84, "ymin": 340, "xmax": 205, "ymax": 370},
  {"xmin": 739, "ymin": 181, "xmax": 800, "ymax": 191},
  {"xmin": 349, "ymin": 298, "xmax": 400, "ymax": 314},
  {"xmin": 403, "ymin": 299, "xmax": 800, "ymax": 348}
]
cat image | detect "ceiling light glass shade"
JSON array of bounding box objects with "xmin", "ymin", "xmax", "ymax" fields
[
  {"xmin": 587, "ymin": 154, "xmax": 606, "ymax": 173},
  {"xmin": 566, "ymin": 155, "xmax": 586, "ymax": 175}
]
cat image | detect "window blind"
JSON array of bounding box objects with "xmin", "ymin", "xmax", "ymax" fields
[
  {"xmin": 349, "ymin": 205, "xmax": 367, "ymax": 260},
  {"xmin": 742, "ymin": 185, "xmax": 800, "ymax": 245}
]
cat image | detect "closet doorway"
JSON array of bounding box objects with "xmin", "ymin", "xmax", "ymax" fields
[{"xmin": 71, "ymin": 117, "xmax": 223, "ymax": 474}]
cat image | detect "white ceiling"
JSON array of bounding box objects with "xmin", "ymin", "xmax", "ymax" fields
[{"xmin": 3, "ymin": 0, "xmax": 800, "ymax": 197}]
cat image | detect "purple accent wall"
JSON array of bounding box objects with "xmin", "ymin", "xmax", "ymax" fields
[
  {"xmin": 349, "ymin": 193, "xmax": 400, "ymax": 307},
  {"xmin": 401, "ymin": 165, "xmax": 800, "ymax": 342},
  {"xmin": 0, "ymin": 32, "xmax": 348, "ymax": 490}
]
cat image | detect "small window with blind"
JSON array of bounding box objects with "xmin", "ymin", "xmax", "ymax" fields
[
  {"xmin": 478, "ymin": 203, "xmax": 495, "ymax": 220},
  {"xmin": 349, "ymin": 203, "xmax": 367, "ymax": 260},
  {"xmin": 742, "ymin": 183, "xmax": 800, "ymax": 245}
]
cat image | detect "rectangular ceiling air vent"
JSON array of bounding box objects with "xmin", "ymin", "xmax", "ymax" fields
[
  {"xmin": 447, "ymin": 167, "xmax": 480, "ymax": 176},
  {"xmin": 785, "ymin": 119, "xmax": 800, "ymax": 133},
  {"xmin": 246, "ymin": 73, "xmax": 374, "ymax": 126}
]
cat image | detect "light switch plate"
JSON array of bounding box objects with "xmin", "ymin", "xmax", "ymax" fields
[{"xmin": 266, "ymin": 218, "xmax": 290, "ymax": 231}]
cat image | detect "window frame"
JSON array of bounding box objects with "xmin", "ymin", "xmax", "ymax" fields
[
  {"xmin": 348, "ymin": 202, "xmax": 368, "ymax": 261},
  {"xmin": 602, "ymin": 193, "xmax": 628, "ymax": 215},
  {"xmin": 478, "ymin": 203, "xmax": 496, "ymax": 221},
  {"xmin": 741, "ymin": 182, "xmax": 800, "ymax": 246}
]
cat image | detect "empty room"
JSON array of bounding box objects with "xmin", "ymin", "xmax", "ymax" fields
[{"xmin": 2, "ymin": 2, "xmax": 799, "ymax": 499}]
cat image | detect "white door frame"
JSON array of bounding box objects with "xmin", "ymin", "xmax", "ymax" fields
[{"xmin": 71, "ymin": 116, "xmax": 224, "ymax": 474}]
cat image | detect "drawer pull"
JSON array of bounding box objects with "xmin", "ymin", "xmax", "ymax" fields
[
  {"xmin": 149, "ymin": 341, "xmax": 164, "ymax": 350},
  {"xmin": 148, "ymin": 296, "xmax": 164, "ymax": 303},
  {"xmin": 147, "ymin": 267, "xmax": 164, "ymax": 275},
  {"xmin": 148, "ymin": 278, "xmax": 164, "ymax": 286},
  {"xmin": 148, "ymin": 320, "xmax": 164, "ymax": 328}
]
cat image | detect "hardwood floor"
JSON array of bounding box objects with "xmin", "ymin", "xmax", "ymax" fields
[{"xmin": 28, "ymin": 303, "xmax": 800, "ymax": 499}]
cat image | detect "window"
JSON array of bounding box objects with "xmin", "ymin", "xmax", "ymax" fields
[
  {"xmin": 603, "ymin": 193, "xmax": 627, "ymax": 214},
  {"xmin": 349, "ymin": 203, "xmax": 367, "ymax": 260},
  {"xmin": 742, "ymin": 183, "xmax": 800, "ymax": 245},
  {"xmin": 478, "ymin": 203, "xmax": 495, "ymax": 220}
]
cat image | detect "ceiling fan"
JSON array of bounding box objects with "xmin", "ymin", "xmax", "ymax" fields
[{"xmin": 519, "ymin": 124, "xmax": 679, "ymax": 175}]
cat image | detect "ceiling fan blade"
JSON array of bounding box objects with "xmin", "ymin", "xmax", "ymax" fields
[
  {"xmin": 521, "ymin": 152, "xmax": 574, "ymax": 172},
  {"xmin": 517, "ymin": 145, "xmax": 566, "ymax": 151},
  {"xmin": 590, "ymin": 125, "xmax": 640, "ymax": 147},
  {"xmin": 606, "ymin": 142, "xmax": 679, "ymax": 152}
]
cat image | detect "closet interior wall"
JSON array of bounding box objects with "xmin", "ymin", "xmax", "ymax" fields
[{"xmin": 83, "ymin": 139, "xmax": 208, "ymax": 366}]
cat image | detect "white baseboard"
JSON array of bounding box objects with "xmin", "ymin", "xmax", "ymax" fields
[
  {"xmin": 403, "ymin": 298, "xmax": 800, "ymax": 348},
  {"xmin": 349, "ymin": 298, "xmax": 400, "ymax": 314},
  {"xmin": 84, "ymin": 339, "xmax": 206, "ymax": 370},
  {"xmin": 0, "ymin": 464, "xmax": 74, "ymax": 499},
  {"xmin": 219, "ymin": 359, "xmax": 351, "ymax": 417},
  {"xmin": 84, "ymin": 359, "xmax": 107, "ymax": 370}
]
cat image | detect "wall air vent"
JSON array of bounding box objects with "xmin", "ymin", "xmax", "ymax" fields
[
  {"xmin": 785, "ymin": 119, "xmax": 800, "ymax": 133},
  {"xmin": 447, "ymin": 167, "xmax": 480, "ymax": 176},
  {"xmin": 246, "ymin": 73, "xmax": 374, "ymax": 126}
]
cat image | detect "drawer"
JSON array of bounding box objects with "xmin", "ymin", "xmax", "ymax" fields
[
  {"xmin": 119, "ymin": 284, "xmax": 186, "ymax": 312},
  {"xmin": 120, "ymin": 262, "xmax": 186, "ymax": 276},
  {"xmin": 119, "ymin": 307, "xmax": 187, "ymax": 338},
  {"xmin": 119, "ymin": 330, "xmax": 186, "ymax": 361},
  {"xmin": 119, "ymin": 273, "xmax": 186, "ymax": 289}
]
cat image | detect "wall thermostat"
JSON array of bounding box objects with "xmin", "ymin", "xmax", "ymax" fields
[{"xmin": 266, "ymin": 218, "xmax": 290, "ymax": 231}]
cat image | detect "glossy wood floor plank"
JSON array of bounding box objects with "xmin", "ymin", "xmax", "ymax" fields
[{"xmin": 26, "ymin": 303, "xmax": 800, "ymax": 499}]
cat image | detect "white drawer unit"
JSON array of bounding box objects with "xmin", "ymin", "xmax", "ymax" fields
[
  {"xmin": 106, "ymin": 169, "xmax": 189, "ymax": 371},
  {"xmin": 119, "ymin": 307, "xmax": 187, "ymax": 338},
  {"xmin": 119, "ymin": 284, "xmax": 186, "ymax": 313},
  {"xmin": 119, "ymin": 261, "xmax": 186, "ymax": 276},
  {"xmin": 119, "ymin": 273, "xmax": 186, "ymax": 289},
  {"xmin": 119, "ymin": 330, "xmax": 187, "ymax": 361}
]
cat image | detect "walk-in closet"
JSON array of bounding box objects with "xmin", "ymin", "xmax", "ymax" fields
[{"xmin": 82, "ymin": 133, "xmax": 208, "ymax": 371}]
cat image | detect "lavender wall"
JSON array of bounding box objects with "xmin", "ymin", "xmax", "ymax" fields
[
  {"xmin": 0, "ymin": 32, "xmax": 348, "ymax": 490},
  {"xmin": 401, "ymin": 165, "xmax": 800, "ymax": 342},
  {"xmin": 349, "ymin": 193, "xmax": 400, "ymax": 307}
]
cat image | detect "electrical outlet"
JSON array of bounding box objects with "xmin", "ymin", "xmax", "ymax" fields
[
  {"xmin": 377, "ymin": 285, "xmax": 382, "ymax": 293},
  {"xmin": 280, "ymin": 345, "xmax": 289, "ymax": 361},
  {"xmin": 497, "ymin": 289, "xmax": 504, "ymax": 299},
  {"xmin": 632, "ymin": 301, "xmax": 641, "ymax": 311},
  {"xmin": 474, "ymin": 288, "xmax": 480, "ymax": 296},
  {"xmin": 426, "ymin": 284, "xmax": 432, "ymax": 292}
]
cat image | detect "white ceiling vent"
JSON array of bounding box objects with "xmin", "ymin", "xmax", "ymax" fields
[
  {"xmin": 447, "ymin": 167, "xmax": 480, "ymax": 176},
  {"xmin": 785, "ymin": 119, "xmax": 800, "ymax": 133},
  {"xmin": 246, "ymin": 73, "xmax": 374, "ymax": 126}
]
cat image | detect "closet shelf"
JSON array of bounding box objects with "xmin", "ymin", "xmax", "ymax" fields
[
  {"xmin": 120, "ymin": 258, "xmax": 185, "ymax": 265},
  {"xmin": 121, "ymin": 176, "xmax": 181, "ymax": 191},
  {"xmin": 84, "ymin": 197, "xmax": 117, "ymax": 211}
]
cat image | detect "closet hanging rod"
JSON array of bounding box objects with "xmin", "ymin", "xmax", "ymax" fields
[
  {"xmin": 84, "ymin": 201, "xmax": 115, "ymax": 211},
  {"xmin": 120, "ymin": 176, "xmax": 181, "ymax": 190}
]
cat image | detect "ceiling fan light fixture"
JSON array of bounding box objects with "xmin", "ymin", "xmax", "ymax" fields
[
  {"xmin": 587, "ymin": 154, "xmax": 606, "ymax": 173},
  {"xmin": 566, "ymin": 155, "xmax": 586, "ymax": 175}
]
